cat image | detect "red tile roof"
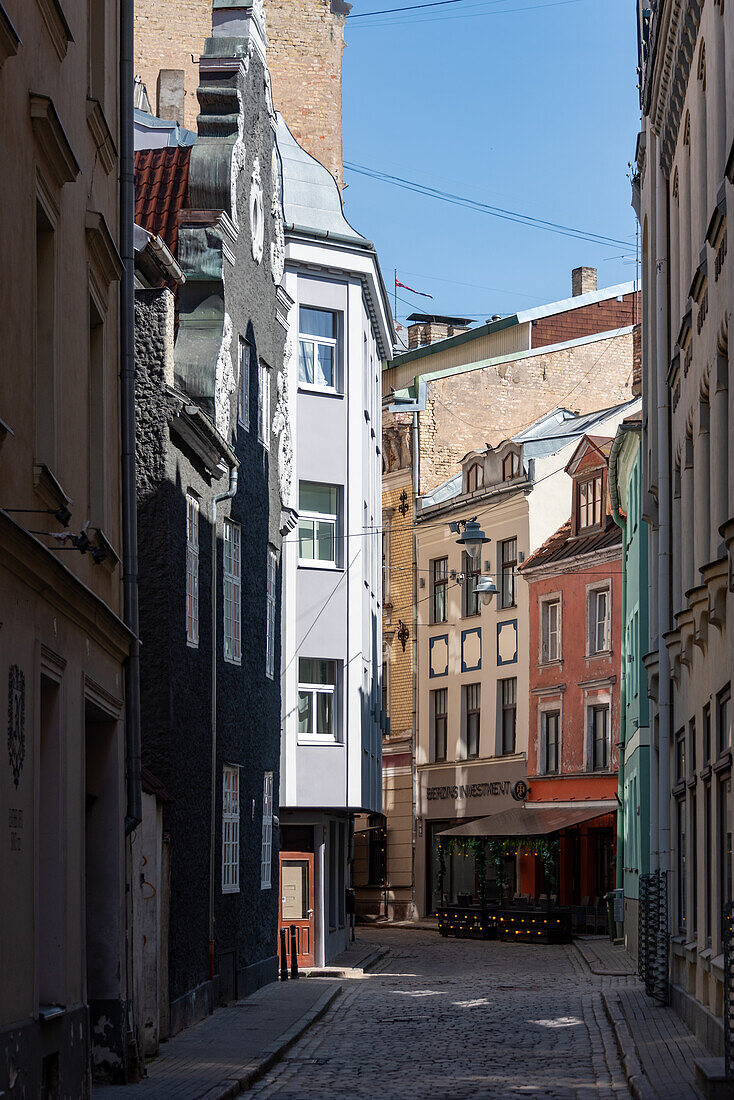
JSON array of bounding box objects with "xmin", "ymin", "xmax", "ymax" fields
[
  {"xmin": 521, "ymin": 516, "xmax": 621, "ymax": 572},
  {"xmin": 134, "ymin": 147, "xmax": 191, "ymax": 257}
]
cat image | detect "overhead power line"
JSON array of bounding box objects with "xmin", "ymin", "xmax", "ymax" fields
[
  {"xmin": 350, "ymin": 0, "xmax": 585, "ymax": 26},
  {"xmin": 343, "ymin": 162, "xmax": 633, "ymax": 249}
]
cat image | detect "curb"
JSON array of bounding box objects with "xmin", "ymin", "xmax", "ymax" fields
[
  {"xmin": 574, "ymin": 941, "xmax": 636, "ymax": 977},
  {"xmin": 601, "ymin": 989, "xmax": 657, "ymax": 1100},
  {"xmin": 199, "ymin": 983, "xmax": 342, "ymax": 1099},
  {"xmin": 301, "ymin": 944, "xmax": 389, "ymax": 979}
]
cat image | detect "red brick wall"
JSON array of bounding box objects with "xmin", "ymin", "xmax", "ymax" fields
[{"xmin": 530, "ymin": 292, "xmax": 639, "ymax": 350}]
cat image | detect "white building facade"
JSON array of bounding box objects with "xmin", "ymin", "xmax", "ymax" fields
[{"xmin": 277, "ymin": 118, "xmax": 394, "ymax": 966}]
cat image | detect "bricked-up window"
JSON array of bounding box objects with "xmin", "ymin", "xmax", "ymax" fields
[
  {"xmin": 499, "ymin": 538, "xmax": 517, "ymax": 609},
  {"xmin": 432, "ymin": 557, "xmax": 448, "ymax": 623},
  {"xmin": 298, "ymin": 658, "xmax": 337, "ymax": 740},
  {"xmin": 266, "ymin": 548, "xmax": 277, "ymax": 680},
  {"xmin": 465, "ymin": 683, "xmax": 480, "ymax": 758},
  {"xmin": 462, "ymin": 550, "xmax": 480, "ymax": 617},
  {"xmin": 261, "ymin": 771, "xmax": 273, "ymax": 889},
  {"xmin": 589, "ymin": 704, "xmax": 609, "ymax": 770},
  {"xmin": 223, "ymin": 520, "xmax": 241, "ymax": 664},
  {"xmin": 500, "ymin": 678, "xmax": 517, "ymax": 754},
  {"xmin": 299, "ymin": 306, "xmax": 337, "ymax": 390},
  {"xmin": 238, "ymin": 337, "xmax": 251, "ymax": 429},
  {"xmin": 466, "ymin": 462, "xmax": 483, "ymax": 492},
  {"xmin": 578, "ymin": 474, "xmax": 603, "ymax": 529},
  {"xmin": 258, "ymin": 360, "xmax": 271, "ymax": 449},
  {"xmin": 541, "ymin": 710, "xmax": 560, "ymax": 774},
  {"xmin": 587, "ymin": 586, "xmax": 610, "ymax": 654},
  {"xmin": 432, "ymin": 688, "xmax": 448, "ymax": 762},
  {"xmin": 222, "ymin": 765, "xmax": 240, "ymax": 893},
  {"xmin": 502, "ymin": 452, "xmax": 520, "ymax": 481},
  {"xmin": 541, "ymin": 598, "xmax": 561, "ymax": 662},
  {"xmin": 186, "ymin": 493, "xmax": 199, "ymax": 646}
]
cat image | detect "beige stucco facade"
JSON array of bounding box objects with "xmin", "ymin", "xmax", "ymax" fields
[
  {"xmin": 637, "ymin": 0, "xmax": 734, "ymax": 1054},
  {"xmin": 0, "ymin": 0, "xmax": 132, "ymax": 1091}
]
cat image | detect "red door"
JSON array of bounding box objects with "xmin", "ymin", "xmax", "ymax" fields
[{"xmin": 279, "ymin": 852, "xmax": 315, "ymax": 967}]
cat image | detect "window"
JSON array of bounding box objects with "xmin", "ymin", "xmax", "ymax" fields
[
  {"xmin": 88, "ymin": 295, "xmax": 106, "ymax": 527},
  {"xmin": 462, "ymin": 550, "xmax": 480, "ymax": 617},
  {"xmin": 261, "ymin": 772, "xmax": 273, "ymax": 889},
  {"xmin": 432, "ymin": 557, "xmax": 448, "ymax": 623},
  {"xmin": 467, "ymin": 462, "xmax": 483, "ymax": 492},
  {"xmin": 704, "ymin": 703, "xmax": 712, "ymax": 762},
  {"xmin": 499, "ymin": 538, "xmax": 517, "ymax": 609},
  {"xmin": 705, "ymin": 779, "xmax": 712, "ymax": 942},
  {"xmin": 465, "ymin": 683, "xmax": 480, "ymax": 758},
  {"xmin": 542, "ymin": 710, "xmax": 560, "ymax": 774},
  {"xmin": 258, "ymin": 360, "xmax": 271, "ymax": 448},
  {"xmin": 502, "ymin": 452, "xmax": 520, "ymax": 481},
  {"xmin": 676, "ymin": 728, "xmax": 686, "ymax": 784},
  {"xmin": 266, "ymin": 548, "xmax": 277, "ymax": 679},
  {"xmin": 718, "ymin": 685, "xmax": 731, "ymax": 755},
  {"xmin": 298, "ymin": 482, "xmax": 338, "ymax": 566},
  {"xmin": 298, "ymin": 658, "xmax": 337, "ymax": 740},
  {"xmin": 432, "ymin": 688, "xmax": 448, "ymax": 761},
  {"xmin": 223, "ymin": 521, "xmax": 241, "ymax": 663},
  {"xmin": 298, "ymin": 306, "xmax": 337, "ymax": 390},
  {"xmin": 222, "ymin": 765, "xmax": 240, "ymax": 893},
  {"xmin": 689, "ymin": 718, "xmax": 697, "ymax": 775},
  {"xmin": 541, "ymin": 598, "xmax": 561, "ymax": 663},
  {"xmin": 677, "ymin": 797, "xmax": 687, "ymax": 930},
  {"xmin": 35, "ymin": 200, "xmax": 57, "ymax": 468},
  {"xmin": 186, "ymin": 493, "xmax": 199, "ymax": 646},
  {"xmin": 578, "ymin": 475, "xmax": 603, "ymax": 529},
  {"xmin": 590, "ymin": 705, "xmax": 609, "ymax": 770},
  {"xmin": 500, "ymin": 678, "xmax": 517, "ymax": 755},
  {"xmin": 238, "ymin": 338, "xmax": 251, "ymax": 429},
  {"xmin": 720, "ymin": 777, "xmax": 732, "ymax": 939},
  {"xmin": 588, "ymin": 586, "xmax": 610, "ymax": 654}
]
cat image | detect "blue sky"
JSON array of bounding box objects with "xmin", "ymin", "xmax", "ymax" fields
[{"xmin": 341, "ymin": 0, "xmax": 640, "ymax": 326}]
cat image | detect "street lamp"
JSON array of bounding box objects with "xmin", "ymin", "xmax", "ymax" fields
[
  {"xmin": 475, "ymin": 575, "xmax": 498, "ymax": 606},
  {"xmin": 453, "ymin": 517, "xmax": 490, "ymax": 553}
]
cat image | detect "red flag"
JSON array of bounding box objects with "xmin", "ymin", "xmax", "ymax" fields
[{"xmin": 395, "ymin": 278, "xmax": 433, "ymax": 299}]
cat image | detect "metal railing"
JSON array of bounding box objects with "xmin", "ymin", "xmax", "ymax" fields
[
  {"xmin": 723, "ymin": 900, "xmax": 734, "ymax": 1080},
  {"xmin": 638, "ymin": 870, "xmax": 669, "ymax": 1003}
]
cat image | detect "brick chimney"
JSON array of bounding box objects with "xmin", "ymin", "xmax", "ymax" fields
[
  {"xmin": 157, "ymin": 69, "xmax": 185, "ymax": 126},
  {"xmin": 407, "ymin": 314, "xmax": 473, "ymax": 350},
  {"xmin": 572, "ymin": 266, "xmax": 597, "ymax": 297}
]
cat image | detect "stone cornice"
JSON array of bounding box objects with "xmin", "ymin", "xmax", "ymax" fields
[
  {"xmin": 86, "ymin": 99, "xmax": 117, "ymax": 175},
  {"xmin": 36, "ymin": 0, "xmax": 72, "ymax": 61},
  {"xmin": 30, "ymin": 93, "xmax": 80, "ymax": 188},
  {"xmin": 0, "ymin": 2, "xmax": 20, "ymax": 67},
  {"xmin": 86, "ymin": 211, "xmax": 124, "ymax": 289},
  {"xmin": 644, "ymin": 0, "xmax": 703, "ymax": 176}
]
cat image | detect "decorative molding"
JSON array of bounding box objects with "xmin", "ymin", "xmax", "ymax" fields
[
  {"xmin": 0, "ymin": 2, "xmax": 21, "ymax": 67},
  {"xmin": 688, "ymin": 583, "xmax": 708, "ymax": 653},
  {"xmin": 701, "ymin": 555, "xmax": 728, "ymax": 630},
  {"xmin": 86, "ymin": 211, "xmax": 123, "ymax": 289},
  {"xmin": 429, "ymin": 634, "xmax": 449, "ymax": 678},
  {"xmin": 270, "ymin": 145, "xmax": 285, "ymax": 285},
  {"xmin": 250, "ymin": 156, "xmax": 264, "ymax": 264},
  {"xmin": 30, "ymin": 94, "xmax": 80, "ymax": 188},
  {"xmin": 83, "ymin": 673, "xmax": 123, "ymax": 719},
  {"xmin": 33, "ymin": 463, "xmax": 72, "ymax": 512},
  {"xmin": 86, "ymin": 99, "xmax": 118, "ymax": 175},
  {"xmin": 496, "ymin": 619, "xmax": 518, "ymax": 666},
  {"xmin": 35, "ymin": 0, "xmax": 72, "ymax": 61},
  {"xmin": 460, "ymin": 627, "xmax": 481, "ymax": 673}
]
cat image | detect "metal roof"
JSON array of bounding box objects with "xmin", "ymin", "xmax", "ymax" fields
[
  {"xmin": 439, "ymin": 803, "xmax": 616, "ymax": 838},
  {"xmin": 407, "ymin": 313, "xmax": 475, "ymax": 325}
]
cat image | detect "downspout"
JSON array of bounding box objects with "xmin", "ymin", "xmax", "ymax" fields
[
  {"xmin": 120, "ymin": 0, "xmax": 140, "ymax": 836},
  {"xmin": 610, "ymin": 432, "xmax": 627, "ymax": 900},
  {"xmin": 657, "ymin": 170, "xmax": 671, "ymax": 881},
  {"xmin": 208, "ymin": 466, "xmax": 238, "ymax": 981},
  {"xmin": 411, "ymin": 410, "xmax": 419, "ymax": 918}
]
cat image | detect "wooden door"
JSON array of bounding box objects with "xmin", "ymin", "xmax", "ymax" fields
[{"xmin": 279, "ymin": 852, "xmax": 315, "ymax": 967}]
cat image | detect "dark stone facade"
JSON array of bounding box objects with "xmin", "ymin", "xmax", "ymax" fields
[{"xmin": 135, "ymin": 29, "xmax": 289, "ymax": 1037}]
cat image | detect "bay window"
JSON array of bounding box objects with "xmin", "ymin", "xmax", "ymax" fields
[
  {"xmin": 298, "ymin": 658, "xmax": 338, "ymax": 740},
  {"xmin": 298, "ymin": 306, "xmax": 338, "ymax": 390},
  {"xmin": 298, "ymin": 482, "xmax": 339, "ymax": 566}
]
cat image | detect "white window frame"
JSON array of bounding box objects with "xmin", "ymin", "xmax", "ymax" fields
[
  {"xmin": 298, "ymin": 306, "xmax": 339, "ymax": 393},
  {"xmin": 261, "ymin": 771, "xmax": 273, "ymax": 889},
  {"xmin": 578, "ymin": 473, "xmax": 603, "ymax": 529},
  {"xmin": 266, "ymin": 547, "xmax": 276, "ymax": 680},
  {"xmin": 221, "ymin": 765, "xmax": 240, "ymax": 893},
  {"xmin": 298, "ymin": 482, "xmax": 339, "ymax": 569},
  {"xmin": 258, "ymin": 360, "xmax": 271, "ymax": 449},
  {"xmin": 540, "ymin": 594, "xmax": 562, "ymax": 664},
  {"xmin": 223, "ymin": 520, "xmax": 241, "ymax": 664},
  {"xmin": 186, "ymin": 493, "xmax": 199, "ymax": 647},
  {"xmin": 298, "ymin": 658, "xmax": 339, "ymax": 742},
  {"xmin": 238, "ymin": 337, "xmax": 251, "ymax": 430},
  {"xmin": 587, "ymin": 582, "xmax": 611, "ymax": 655}
]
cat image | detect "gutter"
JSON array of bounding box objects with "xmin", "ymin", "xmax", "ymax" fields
[{"xmin": 120, "ymin": 0, "xmax": 140, "ymax": 836}]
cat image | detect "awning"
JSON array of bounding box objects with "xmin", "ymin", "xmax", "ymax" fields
[{"xmin": 438, "ymin": 802, "xmax": 616, "ymax": 839}]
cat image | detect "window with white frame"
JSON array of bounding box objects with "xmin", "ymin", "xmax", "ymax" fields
[
  {"xmin": 258, "ymin": 360, "xmax": 271, "ymax": 448},
  {"xmin": 186, "ymin": 493, "xmax": 199, "ymax": 646},
  {"xmin": 589, "ymin": 704, "xmax": 610, "ymax": 771},
  {"xmin": 238, "ymin": 337, "xmax": 251, "ymax": 429},
  {"xmin": 541, "ymin": 709, "xmax": 560, "ymax": 774},
  {"xmin": 541, "ymin": 597, "xmax": 561, "ymax": 663},
  {"xmin": 266, "ymin": 548, "xmax": 276, "ymax": 680},
  {"xmin": 298, "ymin": 482, "xmax": 339, "ymax": 566},
  {"xmin": 578, "ymin": 474, "xmax": 603, "ymax": 529},
  {"xmin": 298, "ymin": 306, "xmax": 338, "ymax": 390},
  {"xmin": 298, "ymin": 658, "xmax": 338, "ymax": 740},
  {"xmin": 260, "ymin": 771, "xmax": 273, "ymax": 889},
  {"xmin": 466, "ymin": 461, "xmax": 484, "ymax": 493},
  {"xmin": 223, "ymin": 520, "xmax": 241, "ymax": 663},
  {"xmin": 588, "ymin": 585, "xmax": 611, "ymax": 654},
  {"xmin": 222, "ymin": 765, "xmax": 240, "ymax": 892}
]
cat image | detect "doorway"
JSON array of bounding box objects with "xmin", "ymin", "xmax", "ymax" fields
[{"xmin": 279, "ymin": 852, "xmax": 315, "ymax": 967}]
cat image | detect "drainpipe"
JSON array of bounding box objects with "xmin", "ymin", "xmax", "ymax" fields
[
  {"xmin": 610, "ymin": 432, "xmax": 628, "ymax": 901},
  {"xmin": 411, "ymin": 411, "xmax": 419, "ymax": 918},
  {"xmin": 208, "ymin": 466, "xmax": 238, "ymax": 981},
  {"xmin": 120, "ymin": 0, "xmax": 140, "ymax": 836}
]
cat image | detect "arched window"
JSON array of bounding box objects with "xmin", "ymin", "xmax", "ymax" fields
[
  {"xmin": 466, "ymin": 462, "xmax": 483, "ymax": 493},
  {"xmin": 502, "ymin": 452, "xmax": 519, "ymax": 481}
]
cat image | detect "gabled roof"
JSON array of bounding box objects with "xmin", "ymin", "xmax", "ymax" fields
[
  {"xmin": 134, "ymin": 146, "xmax": 191, "ymax": 257},
  {"xmin": 564, "ymin": 434, "xmax": 613, "ymax": 476},
  {"xmin": 520, "ymin": 516, "xmax": 621, "ymax": 572}
]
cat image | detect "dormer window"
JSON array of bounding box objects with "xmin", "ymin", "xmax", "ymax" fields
[
  {"xmin": 466, "ymin": 462, "xmax": 484, "ymax": 493},
  {"xmin": 578, "ymin": 474, "xmax": 603, "ymax": 529},
  {"xmin": 502, "ymin": 452, "xmax": 520, "ymax": 481}
]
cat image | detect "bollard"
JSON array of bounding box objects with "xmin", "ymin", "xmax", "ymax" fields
[
  {"xmin": 279, "ymin": 928, "xmax": 288, "ymax": 981},
  {"xmin": 289, "ymin": 925, "xmax": 299, "ymax": 979}
]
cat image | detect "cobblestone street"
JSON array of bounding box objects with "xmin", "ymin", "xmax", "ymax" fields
[{"xmin": 250, "ymin": 929, "xmax": 634, "ymax": 1099}]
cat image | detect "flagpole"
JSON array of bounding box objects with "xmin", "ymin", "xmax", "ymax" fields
[{"xmin": 394, "ymin": 267, "xmax": 397, "ymax": 322}]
